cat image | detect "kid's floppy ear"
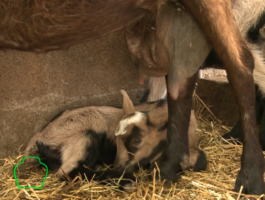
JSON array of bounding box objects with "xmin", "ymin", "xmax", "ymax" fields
[
  {"xmin": 148, "ymin": 102, "xmax": 168, "ymax": 128},
  {"xmin": 121, "ymin": 90, "xmax": 135, "ymax": 115}
]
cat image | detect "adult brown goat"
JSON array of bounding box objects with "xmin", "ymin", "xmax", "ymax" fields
[
  {"xmin": 138, "ymin": 0, "xmax": 265, "ymax": 151},
  {"xmin": 2, "ymin": 0, "xmax": 264, "ymax": 194}
]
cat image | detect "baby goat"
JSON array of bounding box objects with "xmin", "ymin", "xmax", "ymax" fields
[
  {"xmin": 25, "ymin": 89, "xmax": 203, "ymax": 181},
  {"xmin": 24, "ymin": 95, "xmax": 161, "ymax": 178}
]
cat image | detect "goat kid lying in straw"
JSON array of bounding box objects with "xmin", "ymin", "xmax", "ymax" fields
[{"xmin": 24, "ymin": 90, "xmax": 206, "ymax": 185}]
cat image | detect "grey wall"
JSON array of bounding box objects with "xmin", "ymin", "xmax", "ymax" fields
[{"xmin": 0, "ymin": 32, "xmax": 146, "ymax": 158}]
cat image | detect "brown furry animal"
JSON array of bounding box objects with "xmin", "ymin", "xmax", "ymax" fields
[
  {"xmin": 130, "ymin": 1, "xmax": 265, "ymax": 194},
  {"xmin": 1, "ymin": 0, "xmax": 264, "ymax": 194},
  {"xmin": 24, "ymin": 89, "xmax": 201, "ymax": 182},
  {"xmin": 24, "ymin": 98, "xmax": 161, "ymax": 178},
  {"xmin": 139, "ymin": 0, "xmax": 265, "ymax": 152}
]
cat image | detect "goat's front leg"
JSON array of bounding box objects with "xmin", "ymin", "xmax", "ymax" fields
[
  {"xmin": 182, "ymin": 0, "xmax": 265, "ymax": 194},
  {"xmin": 155, "ymin": 73, "xmax": 198, "ymax": 181},
  {"xmin": 223, "ymin": 87, "xmax": 265, "ymax": 147},
  {"xmin": 229, "ymin": 64, "xmax": 265, "ymax": 195}
]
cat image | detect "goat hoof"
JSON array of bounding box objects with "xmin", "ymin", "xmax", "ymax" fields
[
  {"xmin": 56, "ymin": 170, "xmax": 65, "ymax": 179},
  {"xmin": 58, "ymin": 173, "xmax": 70, "ymax": 182},
  {"xmin": 193, "ymin": 150, "xmax": 207, "ymax": 172},
  {"xmin": 235, "ymin": 164, "xmax": 265, "ymax": 195},
  {"xmin": 56, "ymin": 169, "xmax": 73, "ymax": 181}
]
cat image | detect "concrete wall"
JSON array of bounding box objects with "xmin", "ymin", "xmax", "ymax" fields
[
  {"xmin": 0, "ymin": 32, "xmax": 146, "ymax": 159},
  {"xmin": 0, "ymin": 30, "xmax": 240, "ymax": 159}
]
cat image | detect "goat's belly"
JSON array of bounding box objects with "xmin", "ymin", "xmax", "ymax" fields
[{"xmin": 0, "ymin": 0, "xmax": 157, "ymax": 52}]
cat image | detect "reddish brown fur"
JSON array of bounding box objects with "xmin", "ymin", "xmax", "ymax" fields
[
  {"xmin": 0, "ymin": 0, "xmax": 159, "ymax": 51},
  {"xmin": 182, "ymin": 0, "xmax": 264, "ymax": 194}
]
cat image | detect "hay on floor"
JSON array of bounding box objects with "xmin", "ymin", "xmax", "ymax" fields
[{"xmin": 1, "ymin": 94, "xmax": 264, "ymax": 200}]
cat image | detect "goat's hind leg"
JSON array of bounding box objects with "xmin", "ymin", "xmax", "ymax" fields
[{"xmin": 183, "ymin": 0, "xmax": 265, "ymax": 194}]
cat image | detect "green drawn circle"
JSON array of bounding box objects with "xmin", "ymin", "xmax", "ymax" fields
[{"xmin": 13, "ymin": 156, "xmax": 48, "ymax": 189}]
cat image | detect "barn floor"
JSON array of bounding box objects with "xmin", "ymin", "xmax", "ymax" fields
[{"xmin": 0, "ymin": 94, "xmax": 264, "ymax": 200}]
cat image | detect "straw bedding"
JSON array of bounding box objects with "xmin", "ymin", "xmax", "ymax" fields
[{"xmin": 1, "ymin": 94, "xmax": 264, "ymax": 200}]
